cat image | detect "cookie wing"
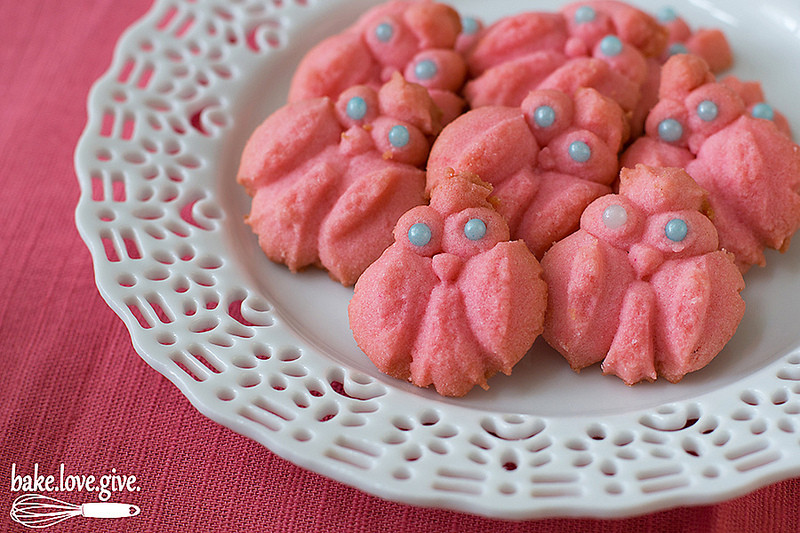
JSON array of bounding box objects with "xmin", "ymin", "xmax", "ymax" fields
[
  {"xmin": 319, "ymin": 165, "xmax": 426, "ymax": 285},
  {"xmin": 348, "ymin": 246, "xmax": 437, "ymax": 382},
  {"xmin": 542, "ymin": 231, "xmax": 634, "ymax": 370},
  {"xmin": 458, "ymin": 240, "xmax": 547, "ymax": 373},
  {"xmin": 650, "ymin": 252, "xmax": 745, "ymax": 382},
  {"xmin": 237, "ymin": 98, "xmax": 341, "ymax": 193}
]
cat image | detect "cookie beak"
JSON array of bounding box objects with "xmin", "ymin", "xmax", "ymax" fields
[
  {"xmin": 431, "ymin": 252, "xmax": 463, "ymax": 283},
  {"xmin": 628, "ymin": 242, "xmax": 664, "ymax": 280}
]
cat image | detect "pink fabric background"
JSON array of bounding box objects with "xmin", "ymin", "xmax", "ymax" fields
[{"xmin": 1, "ymin": 0, "xmax": 798, "ymax": 531}]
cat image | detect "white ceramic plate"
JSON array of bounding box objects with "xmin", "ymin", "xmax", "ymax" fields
[{"xmin": 75, "ymin": 0, "xmax": 800, "ymax": 519}]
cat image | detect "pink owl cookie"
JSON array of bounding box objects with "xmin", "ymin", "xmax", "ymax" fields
[
  {"xmin": 349, "ymin": 174, "xmax": 548, "ymax": 397},
  {"xmin": 463, "ymin": 1, "xmax": 667, "ymax": 126},
  {"xmin": 463, "ymin": 2, "xmax": 733, "ymax": 138},
  {"xmin": 427, "ymin": 87, "xmax": 628, "ymax": 258},
  {"xmin": 654, "ymin": 5, "xmax": 733, "ymax": 73},
  {"xmin": 288, "ymin": 0, "xmax": 469, "ymax": 124},
  {"xmin": 621, "ymin": 54, "xmax": 800, "ymax": 271},
  {"xmin": 541, "ymin": 164, "xmax": 745, "ymax": 385},
  {"xmin": 238, "ymin": 73, "xmax": 440, "ymax": 286}
]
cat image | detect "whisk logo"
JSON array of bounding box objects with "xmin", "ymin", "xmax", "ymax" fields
[
  {"xmin": 10, "ymin": 494, "xmax": 140, "ymax": 529},
  {"xmin": 8, "ymin": 464, "xmax": 142, "ymax": 528}
]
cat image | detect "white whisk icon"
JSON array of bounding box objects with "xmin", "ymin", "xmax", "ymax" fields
[{"xmin": 10, "ymin": 493, "xmax": 140, "ymax": 529}]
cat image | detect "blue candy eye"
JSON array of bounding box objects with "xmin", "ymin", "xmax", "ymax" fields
[
  {"xmin": 668, "ymin": 42, "xmax": 688, "ymax": 56},
  {"xmin": 658, "ymin": 118, "xmax": 683, "ymax": 143},
  {"xmin": 657, "ymin": 6, "xmax": 678, "ymax": 23},
  {"xmin": 534, "ymin": 105, "xmax": 556, "ymax": 128},
  {"xmin": 414, "ymin": 59, "xmax": 438, "ymax": 80},
  {"xmin": 599, "ymin": 35, "xmax": 623, "ymax": 57},
  {"xmin": 464, "ymin": 218, "xmax": 487, "ymax": 241},
  {"xmin": 752, "ymin": 102, "xmax": 774, "ymax": 120},
  {"xmin": 346, "ymin": 96, "xmax": 367, "ymax": 120},
  {"xmin": 461, "ymin": 16, "xmax": 478, "ymax": 35},
  {"xmin": 388, "ymin": 125, "xmax": 410, "ymax": 148},
  {"xmin": 697, "ymin": 100, "xmax": 718, "ymax": 122},
  {"xmin": 574, "ymin": 5, "xmax": 596, "ymax": 23},
  {"xmin": 568, "ymin": 140, "xmax": 592, "ymax": 163},
  {"xmin": 665, "ymin": 218, "xmax": 688, "ymax": 242},
  {"xmin": 408, "ymin": 223, "xmax": 432, "ymax": 247},
  {"xmin": 602, "ymin": 204, "xmax": 628, "ymax": 229},
  {"xmin": 375, "ymin": 23, "xmax": 393, "ymax": 42}
]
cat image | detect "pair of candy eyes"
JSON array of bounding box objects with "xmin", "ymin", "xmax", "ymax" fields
[
  {"xmin": 576, "ymin": 6, "xmax": 689, "ymax": 59},
  {"xmin": 572, "ymin": 7, "xmax": 628, "ymax": 56},
  {"xmin": 533, "ymin": 106, "xmax": 594, "ymax": 162},
  {"xmin": 345, "ymin": 97, "xmax": 411, "ymax": 147},
  {"xmin": 653, "ymin": 8, "xmax": 693, "ymax": 57},
  {"xmin": 377, "ymin": 27, "xmax": 455, "ymax": 82},
  {"xmin": 575, "ymin": 7, "xmax": 699, "ymax": 63},
  {"xmin": 602, "ymin": 204, "xmax": 689, "ymax": 242},
  {"xmin": 407, "ymin": 219, "xmax": 487, "ymax": 247},
  {"xmin": 576, "ymin": 5, "xmax": 680, "ymax": 31},
  {"xmin": 375, "ymin": 16, "xmax": 479, "ymax": 43},
  {"xmin": 657, "ymin": 101, "xmax": 775, "ymax": 142}
]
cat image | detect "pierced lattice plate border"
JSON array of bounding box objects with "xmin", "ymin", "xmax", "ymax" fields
[{"xmin": 74, "ymin": 0, "xmax": 800, "ymax": 519}]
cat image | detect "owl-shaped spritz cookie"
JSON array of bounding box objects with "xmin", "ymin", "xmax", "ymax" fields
[
  {"xmin": 622, "ymin": 54, "xmax": 800, "ymax": 272},
  {"xmin": 464, "ymin": 2, "xmax": 733, "ymax": 137},
  {"xmin": 289, "ymin": 0, "xmax": 468, "ymax": 124},
  {"xmin": 238, "ymin": 74, "xmax": 441, "ymax": 286},
  {"xmin": 464, "ymin": 1, "xmax": 667, "ymax": 114},
  {"xmin": 349, "ymin": 174, "xmax": 547, "ymax": 397},
  {"xmin": 428, "ymin": 87, "xmax": 628, "ymax": 258},
  {"xmin": 541, "ymin": 164, "xmax": 745, "ymax": 385}
]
